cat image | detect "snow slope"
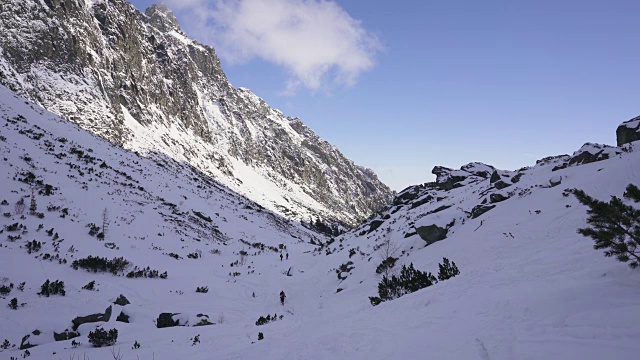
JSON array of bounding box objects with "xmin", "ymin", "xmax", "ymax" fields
[{"xmin": 1, "ymin": 86, "xmax": 639, "ymax": 359}]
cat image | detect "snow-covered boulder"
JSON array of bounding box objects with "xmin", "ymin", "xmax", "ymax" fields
[
  {"xmin": 416, "ymin": 224, "xmax": 448, "ymax": 245},
  {"xmin": 569, "ymin": 143, "xmax": 621, "ymax": 165},
  {"xmin": 549, "ymin": 174, "xmax": 562, "ymax": 187}
]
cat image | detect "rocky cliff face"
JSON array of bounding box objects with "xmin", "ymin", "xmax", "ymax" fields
[{"xmin": 0, "ymin": 0, "xmax": 392, "ymax": 226}]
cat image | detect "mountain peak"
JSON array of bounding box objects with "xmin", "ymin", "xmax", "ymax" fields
[{"xmin": 145, "ymin": 3, "xmax": 181, "ymax": 33}]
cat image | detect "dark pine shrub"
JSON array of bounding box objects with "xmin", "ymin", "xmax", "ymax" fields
[
  {"xmin": 87, "ymin": 327, "xmax": 118, "ymax": 347},
  {"xmin": 574, "ymin": 184, "xmax": 640, "ymax": 269},
  {"xmin": 437, "ymin": 257, "xmax": 460, "ymax": 281},
  {"xmin": 71, "ymin": 256, "xmax": 130, "ymax": 274}
]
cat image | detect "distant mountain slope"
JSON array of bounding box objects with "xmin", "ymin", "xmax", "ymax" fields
[{"xmin": 0, "ymin": 0, "xmax": 392, "ymax": 226}]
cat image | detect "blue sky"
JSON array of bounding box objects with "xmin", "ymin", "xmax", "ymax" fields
[{"xmin": 130, "ymin": 0, "xmax": 640, "ymax": 191}]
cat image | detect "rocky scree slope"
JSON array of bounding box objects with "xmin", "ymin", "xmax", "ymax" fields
[{"xmin": 0, "ymin": 0, "xmax": 392, "ymax": 226}]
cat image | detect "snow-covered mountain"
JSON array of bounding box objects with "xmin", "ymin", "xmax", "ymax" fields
[
  {"xmin": 0, "ymin": 0, "xmax": 392, "ymax": 226},
  {"xmin": 1, "ymin": 86, "xmax": 639, "ymax": 359}
]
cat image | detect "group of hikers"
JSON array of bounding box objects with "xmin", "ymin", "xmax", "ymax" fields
[{"xmin": 280, "ymin": 252, "xmax": 288, "ymax": 304}]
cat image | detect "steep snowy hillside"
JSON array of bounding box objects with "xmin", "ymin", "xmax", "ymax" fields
[
  {"xmin": 0, "ymin": 85, "xmax": 327, "ymax": 358},
  {"xmin": 0, "ymin": 0, "xmax": 392, "ymax": 226},
  {"xmin": 1, "ymin": 87, "xmax": 639, "ymax": 360}
]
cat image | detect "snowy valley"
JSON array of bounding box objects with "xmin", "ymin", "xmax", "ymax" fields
[{"xmin": 1, "ymin": 85, "xmax": 639, "ymax": 359}]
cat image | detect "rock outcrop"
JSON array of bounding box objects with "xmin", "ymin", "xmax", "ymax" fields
[{"xmin": 616, "ymin": 115, "xmax": 640, "ymax": 146}]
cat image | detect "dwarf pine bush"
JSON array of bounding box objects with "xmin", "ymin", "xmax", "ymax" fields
[
  {"xmin": 87, "ymin": 327, "xmax": 118, "ymax": 347},
  {"xmin": 574, "ymin": 184, "xmax": 640, "ymax": 269}
]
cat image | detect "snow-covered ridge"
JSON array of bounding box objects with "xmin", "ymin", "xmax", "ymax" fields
[{"xmin": 0, "ymin": 0, "xmax": 392, "ymax": 226}]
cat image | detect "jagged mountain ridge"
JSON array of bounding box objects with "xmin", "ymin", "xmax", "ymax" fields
[{"xmin": 0, "ymin": 0, "xmax": 392, "ymax": 226}]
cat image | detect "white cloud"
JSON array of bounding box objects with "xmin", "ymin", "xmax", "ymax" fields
[{"xmin": 165, "ymin": 0, "xmax": 381, "ymax": 93}]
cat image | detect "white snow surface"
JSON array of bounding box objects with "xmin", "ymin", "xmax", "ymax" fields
[
  {"xmin": 1, "ymin": 86, "xmax": 640, "ymax": 359},
  {"xmin": 624, "ymin": 116, "xmax": 640, "ymax": 129}
]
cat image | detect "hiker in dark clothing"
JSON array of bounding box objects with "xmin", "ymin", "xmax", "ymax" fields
[
  {"xmin": 280, "ymin": 290, "xmax": 286, "ymax": 305},
  {"xmin": 280, "ymin": 253, "xmax": 283, "ymax": 261},
  {"xmin": 286, "ymin": 253, "xmax": 289, "ymax": 260}
]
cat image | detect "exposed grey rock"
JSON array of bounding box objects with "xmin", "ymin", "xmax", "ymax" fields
[
  {"xmin": 20, "ymin": 334, "xmax": 35, "ymax": 350},
  {"xmin": 157, "ymin": 313, "xmax": 180, "ymax": 328},
  {"xmin": 367, "ymin": 220, "xmax": 384, "ymax": 233},
  {"xmin": 616, "ymin": 115, "xmax": 640, "ymax": 146},
  {"xmin": 116, "ymin": 311, "xmax": 129, "ymax": 323},
  {"xmin": 471, "ymin": 205, "xmax": 496, "ymax": 219},
  {"xmin": 113, "ymin": 294, "xmax": 130, "ymax": 306},
  {"xmin": 490, "ymin": 194, "xmax": 508, "ymax": 203},
  {"xmin": 494, "ymin": 180, "xmax": 511, "ymax": 190},
  {"xmin": 431, "ymin": 166, "xmax": 454, "ymax": 183},
  {"xmin": 490, "ymin": 171, "xmax": 500, "ymax": 183},
  {"xmin": 145, "ymin": 4, "xmax": 180, "ymax": 33},
  {"xmin": 410, "ymin": 195, "xmax": 433, "ymax": 209},
  {"xmin": 416, "ymin": 225, "xmax": 448, "ymax": 245},
  {"xmin": 549, "ymin": 175, "xmax": 562, "ymax": 187},
  {"xmin": 71, "ymin": 305, "xmax": 112, "ymax": 331},
  {"xmin": 511, "ymin": 173, "xmax": 524, "ymax": 183},
  {"xmin": 20, "ymin": 330, "xmax": 42, "ymax": 350}
]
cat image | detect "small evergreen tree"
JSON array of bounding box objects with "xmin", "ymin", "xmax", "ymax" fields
[
  {"xmin": 87, "ymin": 327, "xmax": 118, "ymax": 347},
  {"xmin": 258, "ymin": 332, "xmax": 264, "ymax": 341},
  {"xmin": 39, "ymin": 280, "xmax": 50, "ymax": 297},
  {"xmin": 14, "ymin": 198, "xmax": 25, "ymax": 215},
  {"xmin": 574, "ymin": 184, "xmax": 640, "ymax": 269},
  {"xmin": 8, "ymin": 298, "xmax": 18, "ymax": 310},
  {"xmin": 0, "ymin": 285, "xmax": 10, "ymax": 296},
  {"xmin": 29, "ymin": 190, "xmax": 37, "ymax": 215},
  {"xmin": 1, "ymin": 339, "xmax": 11, "ymax": 349},
  {"xmin": 82, "ymin": 280, "xmax": 96, "ymax": 291},
  {"xmin": 191, "ymin": 334, "xmax": 200, "ymax": 346},
  {"xmin": 437, "ymin": 257, "xmax": 460, "ymax": 281}
]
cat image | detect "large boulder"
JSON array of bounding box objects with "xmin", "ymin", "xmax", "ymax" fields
[
  {"xmin": 71, "ymin": 305, "xmax": 112, "ymax": 331},
  {"xmin": 549, "ymin": 175, "xmax": 562, "ymax": 187},
  {"xmin": 494, "ymin": 180, "xmax": 511, "ymax": 190},
  {"xmin": 616, "ymin": 115, "xmax": 640, "ymax": 146},
  {"xmin": 367, "ymin": 220, "xmax": 384, "ymax": 234},
  {"xmin": 116, "ymin": 311, "xmax": 130, "ymax": 323},
  {"xmin": 416, "ymin": 225, "xmax": 448, "ymax": 245},
  {"xmin": 113, "ymin": 294, "xmax": 130, "ymax": 306},
  {"xmin": 157, "ymin": 313, "xmax": 181, "ymax": 328},
  {"xmin": 490, "ymin": 170, "xmax": 500, "ymax": 183}
]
